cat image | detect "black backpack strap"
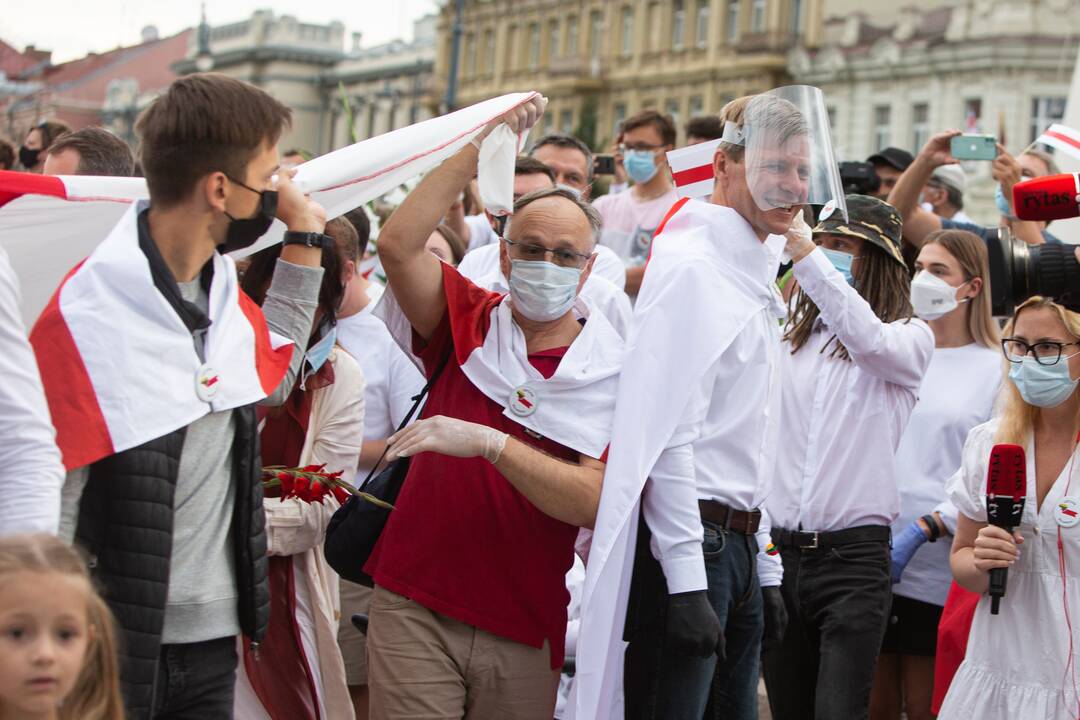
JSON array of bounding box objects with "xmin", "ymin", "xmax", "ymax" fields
[{"xmin": 357, "ymin": 347, "xmax": 452, "ymax": 492}]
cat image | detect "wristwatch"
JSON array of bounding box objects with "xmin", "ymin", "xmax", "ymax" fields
[
  {"xmin": 920, "ymin": 513, "xmax": 941, "ymax": 542},
  {"xmin": 282, "ymin": 231, "xmax": 332, "ymax": 249}
]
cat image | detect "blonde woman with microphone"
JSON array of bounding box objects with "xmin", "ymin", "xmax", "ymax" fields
[{"xmin": 941, "ymin": 296, "xmax": 1080, "ymax": 719}]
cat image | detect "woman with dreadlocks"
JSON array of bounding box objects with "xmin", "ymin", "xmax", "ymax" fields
[{"xmin": 762, "ymin": 194, "xmax": 935, "ymax": 719}]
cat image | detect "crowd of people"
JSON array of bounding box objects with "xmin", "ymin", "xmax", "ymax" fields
[{"xmin": 0, "ymin": 70, "xmax": 1078, "ymax": 720}]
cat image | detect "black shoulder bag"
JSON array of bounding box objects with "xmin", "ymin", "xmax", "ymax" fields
[{"xmin": 324, "ymin": 349, "xmax": 451, "ymax": 586}]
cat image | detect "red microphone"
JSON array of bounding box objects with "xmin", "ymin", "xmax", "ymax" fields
[
  {"xmin": 1012, "ymin": 173, "xmax": 1080, "ymax": 221},
  {"xmin": 986, "ymin": 443, "xmax": 1027, "ymax": 615}
]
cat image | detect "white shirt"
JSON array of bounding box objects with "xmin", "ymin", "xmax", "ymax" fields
[
  {"xmin": 767, "ymin": 248, "xmax": 934, "ymax": 532},
  {"xmin": 456, "ymin": 243, "xmax": 633, "ymax": 338},
  {"xmin": 940, "ymin": 421, "xmax": 1080, "ymax": 719},
  {"xmin": 464, "ymin": 213, "xmax": 498, "ymax": 251},
  {"xmin": 335, "ymin": 283, "xmax": 425, "ymax": 479},
  {"xmin": 645, "ymin": 220, "xmax": 787, "ymax": 592},
  {"xmin": 892, "ymin": 343, "xmax": 1001, "ymax": 606},
  {"xmin": 0, "ymin": 245, "xmax": 65, "ymax": 536}
]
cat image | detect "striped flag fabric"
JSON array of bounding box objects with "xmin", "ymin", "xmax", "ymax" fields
[
  {"xmin": 1035, "ymin": 123, "xmax": 1080, "ymax": 161},
  {"xmin": 666, "ymin": 139, "xmax": 721, "ymax": 200},
  {"xmin": 0, "ymin": 91, "xmax": 542, "ymax": 327}
]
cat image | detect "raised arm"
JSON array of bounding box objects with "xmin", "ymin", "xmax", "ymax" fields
[
  {"xmin": 378, "ymin": 97, "xmax": 547, "ymax": 341},
  {"xmin": 888, "ymin": 130, "xmax": 958, "ymax": 249}
]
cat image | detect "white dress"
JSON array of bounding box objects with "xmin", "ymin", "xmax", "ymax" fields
[{"xmin": 941, "ymin": 419, "xmax": 1080, "ymax": 719}]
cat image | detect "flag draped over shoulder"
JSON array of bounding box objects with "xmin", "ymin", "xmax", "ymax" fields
[
  {"xmin": 0, "ymin": 91, "xmax": 541, "ymax": 327},
  {"xmin": 568, "ymin": 199, "xmax": 782, "ymax": 719}
]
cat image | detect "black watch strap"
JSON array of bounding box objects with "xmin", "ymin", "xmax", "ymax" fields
[
  {"xmin": 282, "ymin": 231, "xmax": 331, "ymax": 249},
  {"xmin": 921, "ymin": 514, "xmax": 941, "ymax": 542}
]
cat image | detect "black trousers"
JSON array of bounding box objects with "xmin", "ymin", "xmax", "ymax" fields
[
  {"xmin": 762, "ymin": 535, "xmax": 892, "ymax": 720},
  {"xmin": 151, "ymin": 636, "xmax": 238, "ymax": 719}
]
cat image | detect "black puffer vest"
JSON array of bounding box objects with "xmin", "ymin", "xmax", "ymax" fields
[{"xmin": 74, "ymin": 406, "xmax": 269, "ymax": 719}]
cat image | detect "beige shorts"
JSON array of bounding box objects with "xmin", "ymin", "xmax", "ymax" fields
[{"xmin": 338, "ymin": 579, "xmax": 373, "ymax": 686}]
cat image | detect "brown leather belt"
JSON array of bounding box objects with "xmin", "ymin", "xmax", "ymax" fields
[{"xmin": 698, "ymin": 500, "xmax": 761, "ymax": 535}]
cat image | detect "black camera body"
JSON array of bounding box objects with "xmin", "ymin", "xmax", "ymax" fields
[
  {"xmin": 988, "ymin": 227, "xmax": 1080, "ymax": 314},
  {"xmin": 838, "ymin": 161, "xmax": 881, "ymax": 197}
]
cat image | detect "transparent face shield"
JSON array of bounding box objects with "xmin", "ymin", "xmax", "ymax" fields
[{"xmin": 723, "ymin": 85, "xmax": 848, "ymax": 222}]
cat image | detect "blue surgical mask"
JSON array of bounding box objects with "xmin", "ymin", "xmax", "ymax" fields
[
  {"xmin": 304, "ymin": 322, "xmax": 337, "ymax": 378},
  {"xmin": 1008, "ymin": 353, "xmax": 1079, "ymax": 408},
  {"xmin": 508, "ymin": 259, "xmax": 581, "ymax": 322},
  {"xmin": 820, "ymin": 247, "xmax": 857, "ymax": 286},
  {"xmin": 624, "ymin": 150, "xmax": 659, "ymax": 184},
  {"xmin": 995, "ymin": 184, "xmax": 1014, "ymax": 220}
]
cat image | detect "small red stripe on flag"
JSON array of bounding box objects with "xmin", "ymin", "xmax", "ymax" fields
[
  {"xmin": 1044, "ymin": 129, "xmax": 1080, "ymax": 153},
  {"xmin": 672, "ymin": 164, "xmax": 714, "ymax": 187},
  {"xmin": 0, "ymin": 170, "xmax": 68, "ymax": 209}
]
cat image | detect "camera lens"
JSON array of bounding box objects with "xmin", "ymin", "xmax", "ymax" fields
[{"xmin": 991, "ymin": 228, "xmax": 1080, "ymax": 314}]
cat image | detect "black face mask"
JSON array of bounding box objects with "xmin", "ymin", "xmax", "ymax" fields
[
  {"xmin": 19, "ymin": 146, "xmax": 41, "ymax": 170},
  {"xmin": 220, "ymin": 177, "xmax": 278, "ymax": 253}
]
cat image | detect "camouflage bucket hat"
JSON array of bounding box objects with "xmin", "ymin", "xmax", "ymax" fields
[{"xmin": 813, "ymin": 194, "xmax": 905, "ymax": 267}]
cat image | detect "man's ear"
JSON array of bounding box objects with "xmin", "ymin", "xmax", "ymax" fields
[
  {"xmin": 499, "ymin": 238, "xmax": 511, "ymax": 279},
  {"xmin": 486, "ymin": 209, "xmax": 497, "ymax": 233},
  {"xmin": 577, "ymin": 252, "xmax": 596, "ymax": 294},
  {"xmin": 204, "ymin": 171, "xmax": 228, "ymax": 213}
]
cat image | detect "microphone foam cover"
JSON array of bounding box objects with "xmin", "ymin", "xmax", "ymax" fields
[
  {"xmin": 987, "ymin": 443, "xmax": 1027, "ymax": 498},
  {"xmin": 1012, "ymin": 174, "xmax": 1080, "ymax": 221}
]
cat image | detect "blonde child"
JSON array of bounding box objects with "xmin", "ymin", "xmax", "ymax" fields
[{"xmin": 0, "ymin": 533, "xmax": 124, "ymax": 720}]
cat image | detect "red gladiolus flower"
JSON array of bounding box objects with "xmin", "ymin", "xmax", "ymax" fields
[{"xmin": 332, "ymin": 486, "xmax": 350, "ymax": 505}]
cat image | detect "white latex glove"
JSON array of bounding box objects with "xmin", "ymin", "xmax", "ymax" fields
[
  {"xmin": 784, "ymin": 210, "xmax": 816, "ymax": 264},
  {"xmin": 386, "ymin": 415, "xmax": 509, "ymax": 464}
]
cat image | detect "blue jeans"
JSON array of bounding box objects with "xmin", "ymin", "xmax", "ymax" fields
[{"xmin": 624, "ymin": 518, "xmax": 763, "ymax": 720}]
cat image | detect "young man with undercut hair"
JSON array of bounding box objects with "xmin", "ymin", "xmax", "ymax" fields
[
  {"xmin": 30, "ymin": 73, "xmax": 329, "ymax": 719},
  {"xmin": 43, "ymin": 126, "xmax": 135, "ymax": 177}
]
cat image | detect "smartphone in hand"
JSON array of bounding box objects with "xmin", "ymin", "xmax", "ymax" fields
[
  {"xmin": 950, "ymin": 134, "xmax": 998, "ymax": 161},
  {"xmin": 594, "ymin": 154, "xmax": 616, "ymax": 175}
]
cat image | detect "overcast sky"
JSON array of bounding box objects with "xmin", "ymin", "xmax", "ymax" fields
[{"xmin": 2, "ymin": 0, "xmax": 443, "ymax": 63}]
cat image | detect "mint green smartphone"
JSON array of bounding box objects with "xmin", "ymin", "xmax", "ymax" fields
[{"xmin": 950, "ymin": 134, "xmax": 998, "ymax": 161}]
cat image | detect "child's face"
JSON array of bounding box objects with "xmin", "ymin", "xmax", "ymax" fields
[{"xmin": 0, "ymin": 571, "xmax": 90, "ymax": 715}]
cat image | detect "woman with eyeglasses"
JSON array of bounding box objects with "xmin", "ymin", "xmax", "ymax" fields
[
  {"xmin": 869, "ymin": 229, "xmax": 1002, "ymax": 720},
  {"xmin": 939, "ymin": 296, "xmax": 1080, "ymax": 719}
]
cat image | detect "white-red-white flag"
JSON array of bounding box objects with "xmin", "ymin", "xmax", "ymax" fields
[
  {"xmin": 1035, "ymin": 123, "xmax": 1080, "ymax": 162},
  {"xmin": 665, "ymin": 139, "xmax": 720, "ymax": 200}
]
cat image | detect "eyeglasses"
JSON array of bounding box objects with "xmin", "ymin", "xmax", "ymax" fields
[
  {"xmin": 503, "ymin": 237, "xmax": 592, "ymax": 268},
  {"xmin": 618, "ymin": 143, "xmax": 662, "ymax": 154},
  {"xmin": 1001, "ymin": 338, "xmax": 1080, "ymax": 366}
]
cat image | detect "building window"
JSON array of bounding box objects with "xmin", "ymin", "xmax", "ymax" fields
[
  {"xmin": 790, "ymin": 0, "xmax": 803, "ymax": 33},
  {"xmin": 911, "ymin": 103, "xmax": 929, "ymax": 151},
  {"xmin": 665, "ymin": 98, "xmax": 681, "ymax": 128},
  {"xmin": 590, "ymin": 10, "xmax": 604, "ymax": 58},
  {"xmin": 1031, "ymin": 96, "xmax": 1067, "ymax": 143},
  {"xmin": 613, "ymin": 102, "xmax": 628, "ymax": 136},
  {"xmin": 873, "ymin": 105, "xmax": 891, "ymax": 151},
  {"xmin": 672, "ymin": 0, "xmax": 686, "ymax": 49},
  {"xmin": 528, "ymin": 23, "xmax": 541, "ymax": 68},
  {"xmin": 567, "ymin": 16, "xmax": 580, "ymax": 56},
  {"xmin": 505, "ymin": 25, "xmax": 518, "ymax": 70},
  {"xmin": 484, "ymin": 29, "xmax": 496, "ymax": 72},
  {"xmin": 696, "ymin": 0, "xmax": 710, "ymax": 47},
  {"xmin": 560, "ymin": 109, "xmax": 574, "ymax": 133},
  {"xmin": 621, "ymin": 7, "xmax": 635, "ymax": 55},
  {"xmin": 464, "ymin": 33, "xmax": 477, "ymax": 77},
  {"xmin": 726, "ymin": 0, "xmax": 740, "ymax": 42},
  {"xmin": 963, "ymin": 98, "xmax": 982, "ymax": 133},
  {"xmin": 750, "ymin": 0, "xmax": 766, "ymax": 33},
  {"xmin": 689, "ymin": 94, "xmax": 704, "ymax": 118},
  {"xmin": 549, "ymin": 20, "xmax": 561, "ymax": 60}
]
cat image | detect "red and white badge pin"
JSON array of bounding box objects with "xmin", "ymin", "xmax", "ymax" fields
[
  {"xmin": 195, "ymin": 363, "xmax": 221, "ymax": 403},
  {"xmin": 1056, "ymin": 496, "xmax": 1080, "ymax": 528},
  {"xmin": 508, "ymin": 385, "xmax": 538, "ymax": 417}
]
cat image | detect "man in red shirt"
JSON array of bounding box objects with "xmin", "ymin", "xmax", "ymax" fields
[{"xmin": 365, "ymin": 97, "xmax": 624, "ymax": 718}]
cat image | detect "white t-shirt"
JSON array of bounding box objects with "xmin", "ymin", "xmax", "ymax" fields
[
  {"xmin": 593, "ymin": 187, "xmax": 680, "ymax": 266},
  {"xmin": 335, "ymin": 282, "xmax": 425, "ymax": 480},
  {"xmin": 891, "ymin": 343, "xmax": 1002, "ymax": 606},
  {"xmin": 464, "ymin": 214, "xmax": 498, "ymax": 251}
]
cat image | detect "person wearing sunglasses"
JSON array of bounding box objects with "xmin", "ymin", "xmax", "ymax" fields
[{"xmin": 939, "ymin": 296, "xmax": 1080, "ymax": 719}]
